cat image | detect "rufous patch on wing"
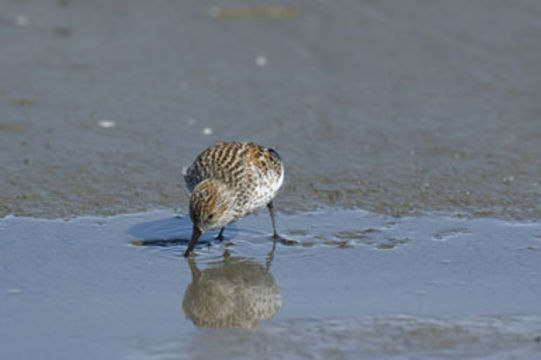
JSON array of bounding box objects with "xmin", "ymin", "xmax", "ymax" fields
[{"xmin": 248, "ymin": 144, "xmax": 269, "ymax": 171}]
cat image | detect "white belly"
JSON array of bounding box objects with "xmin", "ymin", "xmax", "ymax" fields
[{"xmin": 244, "ymin": 163, "xmax": 284, "ymax": 212}]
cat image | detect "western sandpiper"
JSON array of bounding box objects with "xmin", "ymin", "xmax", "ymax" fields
[{"xmin": 183, "ymin": 142, "xmax": 284, "ymax": 256}]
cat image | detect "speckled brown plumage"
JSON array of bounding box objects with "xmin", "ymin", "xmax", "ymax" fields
[{"xmin": 183, "ymin": 142, "xmax": 284, "ymax": 256}]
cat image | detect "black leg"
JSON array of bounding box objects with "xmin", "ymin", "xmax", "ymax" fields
[
  {"xmin": 216, "ymin": 227, "xmax": 225, "ymax": 241},
  {"xmin": 267, "ymin": 201, "xmax": 279, "ymax": 239},
  {"xmin": 267, "ymin": 201, "xmax": 298, "ymax": 246}
]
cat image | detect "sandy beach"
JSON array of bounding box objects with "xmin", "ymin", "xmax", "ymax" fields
[{"xmin": 1, "ymin": 0, "xmax": 541, "ymax": 219}]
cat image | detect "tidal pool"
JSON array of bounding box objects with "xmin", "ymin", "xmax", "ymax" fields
[{"xmin": 2, "ymin": 209, "xmax": 541, "ymax": 359}]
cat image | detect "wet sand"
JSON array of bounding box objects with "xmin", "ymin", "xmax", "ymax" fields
[
  {"xmin": 1, "ymin": 0, "xmax": 541, "ymax": 219},
  {"xmin": 2, "ymin": 210, "xmax": 541, "ymax": 359}
]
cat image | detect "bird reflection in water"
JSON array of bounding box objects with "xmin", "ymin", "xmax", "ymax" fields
[{"xmin": 182, "ymin": 243, "xmax": 281, "ymax": 329}]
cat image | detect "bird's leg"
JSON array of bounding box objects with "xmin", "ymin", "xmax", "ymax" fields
[
  {"xmin": 216, "ymin": 227, "xmax": 225, "ymax": 241},
  {"xmin": 267, "ymin": 201, "xmax": 279, "ymax": 239},
  {"xmin": 267, "ymin": 201, "xmax": 298, "ymax": 246}
]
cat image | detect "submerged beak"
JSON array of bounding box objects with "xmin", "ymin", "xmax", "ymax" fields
[{"xmin": 184, "ymin": 226, "xmax": 202, "ymax": 257}]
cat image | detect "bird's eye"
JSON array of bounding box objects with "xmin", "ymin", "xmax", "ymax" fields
[{"xmin": 208, "ymin": 213, "xmax": 214, "ymax": 220}]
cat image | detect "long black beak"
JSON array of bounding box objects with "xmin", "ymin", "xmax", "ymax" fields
[{"xmin": 184, "ymin": 226, "xmax": 202, "ymax": 257}]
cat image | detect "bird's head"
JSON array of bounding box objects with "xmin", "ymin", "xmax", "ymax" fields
[
  {"xmin": 185, "ymin": 179, "xmax": 236, "ymax": 257},
  {"xmin": 189, "ymin": 179, "xmax": 236, "ymax": 232}
]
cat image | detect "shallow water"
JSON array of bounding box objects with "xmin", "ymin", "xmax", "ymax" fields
[{"xmin": 2, "ymin": 209, "xmax": 540, "ymax": 359}]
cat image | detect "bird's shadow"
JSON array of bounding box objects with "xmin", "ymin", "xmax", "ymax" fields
[
  {"xmin": 127, "ymin": 215, "xmax": 298, "ymax": 251},
  {"xmin": 127, "ymin": 216, "xmax": 240, "ymax": 248}
]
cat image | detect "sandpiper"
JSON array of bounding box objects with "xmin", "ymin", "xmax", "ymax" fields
[{"xmin": 183, "ymin": 142, "xmax": 284, "ymax": 256}]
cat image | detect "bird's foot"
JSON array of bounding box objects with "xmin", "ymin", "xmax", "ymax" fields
[
  {"xmin": 215, "ymin": 233, "xmax": 225, "ymax": 242},
  {"xmin": 273, "ymin": 233, "xmax": 298, "ymax": 246}
]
